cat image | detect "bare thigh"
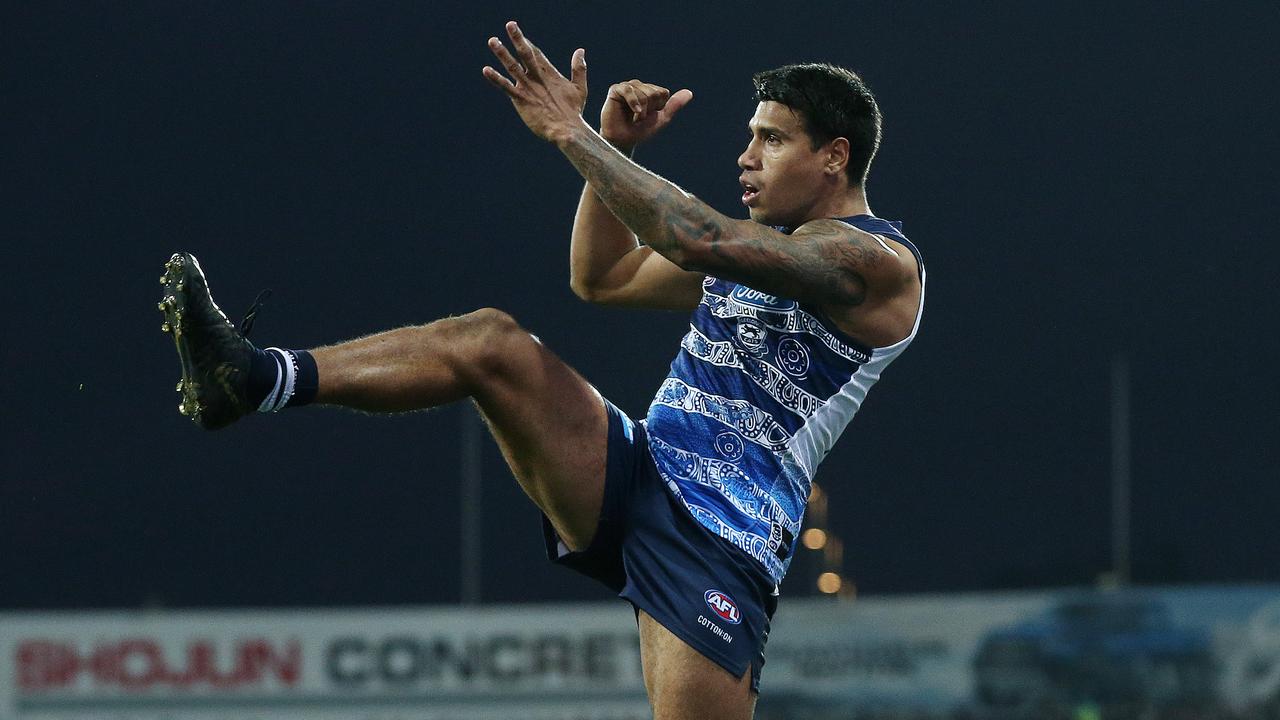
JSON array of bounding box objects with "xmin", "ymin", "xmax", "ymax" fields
[
  {"xmin": 638, "ymin": 610, "xmax": 757, "ymax": 720},
  {"xmin": 463, "ymin": 314, "xmax": 609, "ymax": 552},
  {"xmin": 312, "ymin": 308, "xmax": 609, "ymax": 552}
]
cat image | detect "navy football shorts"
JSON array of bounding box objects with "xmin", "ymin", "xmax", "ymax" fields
[{"xmin": 542, "ymin": 398, "xmax": 778, "ymax": 692}]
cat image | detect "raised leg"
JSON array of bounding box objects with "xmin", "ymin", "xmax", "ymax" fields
[{"xmin": 310, "ymin": 308, "xmax": 608, "ymax": 551}]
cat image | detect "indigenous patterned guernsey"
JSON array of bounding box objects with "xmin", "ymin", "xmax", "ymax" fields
[{"xmin": 645, "ymin": 214, "xmax": 926, "ymax": 584}]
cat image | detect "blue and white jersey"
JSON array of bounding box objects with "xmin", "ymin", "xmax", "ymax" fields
[{"xmin": 645, "ymin": 214, "xmax": 925, "ymax": 584}]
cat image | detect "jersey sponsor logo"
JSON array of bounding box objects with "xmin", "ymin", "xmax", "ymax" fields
[
  {"xmin": 703, "ymin": 287, "xmax": 871, "ymax": 364},
  {"xmin": 731, "ymin": 285, "xmax": 797, "ymax": 311},
  {"xmin": 705, "ymin": 590, "xmax": 743, "ymax": 625}
]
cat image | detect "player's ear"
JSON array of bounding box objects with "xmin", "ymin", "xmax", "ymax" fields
[{"xmin": 824, "ymin": 137, "xmax": 850, "ymax": 178}]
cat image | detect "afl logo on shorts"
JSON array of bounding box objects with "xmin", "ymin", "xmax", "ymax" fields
[{"xmin": 704, "ymin": 589, "xmax": 743, "ymax": 625}]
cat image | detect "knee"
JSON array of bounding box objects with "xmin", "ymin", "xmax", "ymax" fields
[
  {"xmin": 444, "ymin": 308, "xmax": 537, "ymax": 380},
  {"xmin": 456, "ymin": 307, "xmax": 521, "ymax": 336}
]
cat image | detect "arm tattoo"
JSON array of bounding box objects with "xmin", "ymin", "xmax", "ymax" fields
[
  {"xmin": 561, "ymin": 128, "xmax": 717, "ymax": 257},
  {"xmin": 716, "ymin": 220, "xmax": 877, "ymax": 306},
  {"xmin": 558, "ymin": 125, "xmax": 884, "ymax": 306}
]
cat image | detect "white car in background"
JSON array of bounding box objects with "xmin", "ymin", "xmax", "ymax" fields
[{"xmin": 1220, "ymin": 598, "xmax": 1280, "ymax": 713}]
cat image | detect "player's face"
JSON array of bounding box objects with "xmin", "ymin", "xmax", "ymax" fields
[{"xmin": 738, "ymin": 101, "xmax": 831, "ymax": 227}]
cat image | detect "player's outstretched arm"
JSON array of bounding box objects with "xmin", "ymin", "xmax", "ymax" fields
[
  {"xmin": 570, "ymin": 81, "xmax": 703, "ymax": 309},
  {"xmin": 482, "ymin": 22, "xmax": 911, "ymax": 308}
]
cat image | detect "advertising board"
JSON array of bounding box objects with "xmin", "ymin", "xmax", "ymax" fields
[{"xmin": 4, "ymin": 587, "xmax": 1278, "ymax": 719}]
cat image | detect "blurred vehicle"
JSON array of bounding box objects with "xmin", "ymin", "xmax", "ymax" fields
[
  {"xmin": 1220, "ymin": 599, "xmax": 1280, "ymax": 713},
  {"xmin": 970, "ymin": 594, "xmax": 1214, "ymax": 717}
]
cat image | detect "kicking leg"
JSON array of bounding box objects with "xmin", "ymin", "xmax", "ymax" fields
[
  {"xmin": 161, "ymin": 253, "xmax": 610, "ymax": 549},
  {"xmin": 309, "ymin": 308, "xmax": 609, "ymax": 548}
]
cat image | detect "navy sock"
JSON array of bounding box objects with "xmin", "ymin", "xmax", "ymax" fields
[
  {"xmin": 288, "ymin": 350, "xmax": 318, "ymax": 407},
  {"xmin": 246, "ymin": 348, "xmax": 319, "ymax": 412},
  {"xmin": 247, "ymin": 349, "xmax": 283, "ymax": 408}
]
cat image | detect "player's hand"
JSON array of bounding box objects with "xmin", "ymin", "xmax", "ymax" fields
[
  {"xmin": 482, "ymin": 21, "xmax": 588, "ymax": 144},
  {"xmin": 601, "ymin": 81, "xmax": 693, "ymax": 152}
]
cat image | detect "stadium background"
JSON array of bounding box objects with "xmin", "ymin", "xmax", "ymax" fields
[{"xmin": 3, "ymin": 1, "xmax": 1278, "ymax": 718}]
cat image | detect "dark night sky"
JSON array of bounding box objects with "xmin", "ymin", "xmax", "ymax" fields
[{"xmin": 3, "ymin": 2, "xmax": 1278, "ymax": 609}]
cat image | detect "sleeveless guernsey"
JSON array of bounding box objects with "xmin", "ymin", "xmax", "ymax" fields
[{"xmin": 644, "ymin": 214, "xmax": 926, "ymax": 584}]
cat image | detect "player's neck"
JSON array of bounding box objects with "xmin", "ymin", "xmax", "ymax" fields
[{"xmin": 815, "ymin": 187, "xmax": 871, "ymax": 222}]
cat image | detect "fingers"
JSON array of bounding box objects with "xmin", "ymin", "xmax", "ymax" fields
[
  {"xmin": 606, "ymin": 83, "xmax": 650, "ymax": 121},
  {"xmin": 487, "ymin": 21, "xmax": 571, "ymax": 91},
  {"xmin": 570, "ymin": 48, "xmax": 587, "ymax": 97},
  {"xmin": 482, "ymin": 22, "xmax": 589, "ymax": 140},
  {"xmin": 608, "ymin": 81, "xmax": 686, "ymax": 122},
  {"xmin": 505, "ymin": 21, "xmax": 544, "ymax": 79},
  {"xmin": 481, "ymin": 65, "xmax": 516, "ymax": 96},
  {"xmin": 619, "ymin": 83, "xmax": 647, "ymax": 120},
  {"xmin": 487, "ymin": 36, "xmax": 526, "ymax": 81},
  {"xmin": 664, "ymin": 88, "xmax": 694, "ymax": 117}
]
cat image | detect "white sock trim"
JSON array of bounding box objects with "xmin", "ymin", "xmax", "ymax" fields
[
  {"xmin": 257, "ymin": 350, "xmax": 284, "ymax": 413},
  {"xmin": 258, "ymin": 347, "xmax": 297, "ymax": 413}
]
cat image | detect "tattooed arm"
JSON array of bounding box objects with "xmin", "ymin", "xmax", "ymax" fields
[
  {"xmin": 558, "ymin": 125, "xmax": 906, "ymax": 307},
  {"xmin": 482, "ymin": 21, "xmax": 911, "ymax": 308},
  {"xmin": 569, "ymin": 182, "xmax": 706, "ymax": 309},
  {"xmin": 568, "ymin": 81, "xmax": 705, "ymax": 310}
]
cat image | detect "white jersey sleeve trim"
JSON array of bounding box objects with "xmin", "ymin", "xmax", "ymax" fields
[{"xmin": 785, "ymin": 262, "xmax": 926, "ymax": 478}]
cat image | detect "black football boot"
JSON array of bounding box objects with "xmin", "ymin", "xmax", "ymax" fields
[{"xmin": 158, "ymin": 252, "xmax": 258, "ymax": 429}]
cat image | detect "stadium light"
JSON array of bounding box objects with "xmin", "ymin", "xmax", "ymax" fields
[
  {"xmin": 817, "ymin": 572, "xmax": 842, "ymax": 594},
  {"xmin": 802, "ymin": 528, "xmax": 828, "ymax": 550}
]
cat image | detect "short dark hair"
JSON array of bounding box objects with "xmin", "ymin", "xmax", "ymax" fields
[{"xmin": 753, "ymin": 63, "xmax": 882, "ymax": 186}]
